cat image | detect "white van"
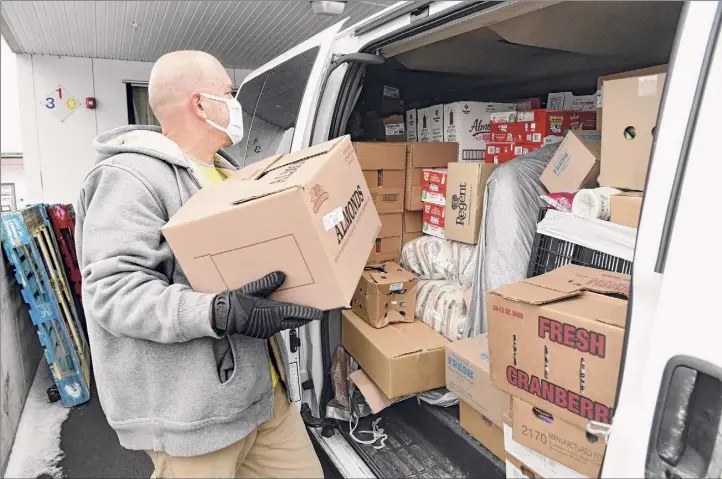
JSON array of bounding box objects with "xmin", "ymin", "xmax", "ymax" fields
[{"xmin": 234, "ymin": 2, "xmax": 722, "ymax": 477}]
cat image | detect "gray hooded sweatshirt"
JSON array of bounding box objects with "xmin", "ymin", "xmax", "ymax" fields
[{"xmin": 75, "ymin": 125, "xmax": 289, "ymax": 457}]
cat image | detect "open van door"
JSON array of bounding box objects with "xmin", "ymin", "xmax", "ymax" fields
[
  {"xmin": 603, "ymin": 2, "xmax": 722, "ymax": 477},
  {"xmin": 232, "ymin": 21, "xmax": 347, "ymax": 412}
]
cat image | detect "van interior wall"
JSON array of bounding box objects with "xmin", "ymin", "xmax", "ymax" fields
[{"xmin": 347, "ymin": 1, "xmax": 682, "ymax": 127}]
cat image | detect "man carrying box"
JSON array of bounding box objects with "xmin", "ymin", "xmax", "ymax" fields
[{"xmin": 75, "ymin": 51, "xmax": 324, "ymax": 478}]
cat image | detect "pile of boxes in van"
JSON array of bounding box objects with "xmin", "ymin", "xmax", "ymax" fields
[
  {"xmin": 537, "ymin": 65, "xmax": 666, "ymax": 228},
  {"xmin": 161, "ymin": 63, "xmax": 665, "ymax": 478}
]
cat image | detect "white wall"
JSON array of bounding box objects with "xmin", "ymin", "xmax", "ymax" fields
[
  {"xmin": 17, "ymin": 54, "xmax": 251, "ymax": 205},
  {"xmin": 1, "ymin": 164, "xmax": 27, "ymax": 210}
]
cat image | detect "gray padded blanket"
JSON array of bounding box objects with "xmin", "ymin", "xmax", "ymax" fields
[{"xmin": 466, "ymin": 143, "xmax": 561, "ymax": 337}]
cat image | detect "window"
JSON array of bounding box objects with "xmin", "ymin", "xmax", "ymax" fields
[
  {"xmin": 236, "ymin": 46, "xmax": 320, "ymax": 166},
  {"xmin": 1, "ymin": 184, "xmax": 17, "ymax": 213}
]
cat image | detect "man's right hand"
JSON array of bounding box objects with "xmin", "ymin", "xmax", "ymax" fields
[{"xmin": 211, "ymin": 272, "xmax": 324, "ymax": 339}]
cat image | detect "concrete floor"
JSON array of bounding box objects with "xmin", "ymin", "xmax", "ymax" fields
[
  {"xmin": 57, "ymin": 377, "xmax": 340, "ymax": 479},
  {"xmin": 58, "ymin": 378, "xmax": 153, "ymax": 478}
]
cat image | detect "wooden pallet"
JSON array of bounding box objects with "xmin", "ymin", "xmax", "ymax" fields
[
  {"xmin": 46, "ymin": 204, "xmax": 85, "ymax": 332},
  {"xmin": 1, "ymin": 205, "xmax": 90, "ymax": 407}
]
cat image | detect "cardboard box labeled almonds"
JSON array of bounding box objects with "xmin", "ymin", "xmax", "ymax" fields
[
  {"xmin": 610, "ymin": 192, "xmax": 643, "ymax": 228},
  {"xmin": 487, "ymin": 265, "xmax": 630, "ymax": 430},
  {"xmin": 351, "ymin": 262, "xmax": 418, "ymax": 329},
  {"xmin": 443, "ymin": 102, "xmax": 517, "ymax": 162},
  {"xmin": 341, "ymin": 311, "xmax": 448, "ymax": 398},
  {"xmin": 512, "ymin": 397, "xmax": 605, "ymax": 478},
  {"xmin": 163, "ymin": 136, "xmax": 380, "ymax": 311},
  {"xmin": 444, "ymin": 162, "xmax": 497, "ymax": 244},
  {"xmin": 459, "ymin": 401, "xmax": 505, "ymax": 460},
  {"xmin": 446, "ymin": 333, "xmax": 511, "ymax": 428},
  {"xmin": 541, "ymin": 130, "xmax": 601, "ymax": 193},
  {"xmin": 600, "ymin": 72, "xmax": 666, "ymax": 190}
]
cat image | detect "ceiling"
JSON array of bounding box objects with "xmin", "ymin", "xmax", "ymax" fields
[
  {"xmin": 395, "ymin": 1, "xmax": 682, "ymax": 78},
  {"xmin": 0, "ymin": 0, "xmax": 398, "ymax": 69}
]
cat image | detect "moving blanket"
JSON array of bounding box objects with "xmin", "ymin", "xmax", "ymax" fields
[{"xmin": 466, "ymin": 143, "xmax": 561, "ymax": 337}]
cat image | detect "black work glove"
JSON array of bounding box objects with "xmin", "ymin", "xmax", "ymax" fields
[{"xmin": 212, "ymin": 271, "xmax": 324, "ymax": 339}]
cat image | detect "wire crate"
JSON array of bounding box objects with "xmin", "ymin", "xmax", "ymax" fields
[
  {"xmin": 1, "ymin": 205, "xmax": 90, "ymax": 407},
  {"xmin": 527, "ymin": 208, "xmax": 633, "ymax": 278}
]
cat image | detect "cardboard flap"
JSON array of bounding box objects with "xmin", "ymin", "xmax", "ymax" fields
[
  {"xmin": 493, "ymin": 265, "xmax": 630, "ymax": 304},
  {"xmin": 350, "ymin": 369, "xmax": 394, "ymax": 414},
  {"xmin": 364, "ymin": 262, "xmax": 417, "ymax": 285},
  {"xmin": 226, "ymin": 182, "xmax": 299, "ymax": 205},
  {"xmin": 231, "ymin": 155, "xmax": 284, "ymax": 180},
  {"xmin": 491, "ymin": 281, "xmax": 581, "ymax": 305}
]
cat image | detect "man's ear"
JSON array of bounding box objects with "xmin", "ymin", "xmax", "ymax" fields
[{"xmin": 189, "ymin": 91, "xmax": 207, "ymax": 120}]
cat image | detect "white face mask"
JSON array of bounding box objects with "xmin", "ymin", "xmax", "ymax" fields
[{"xmin": 200, "ymin": 93, "xmax": 244, "ymax": 146}]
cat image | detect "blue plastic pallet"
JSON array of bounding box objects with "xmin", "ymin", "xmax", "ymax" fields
[{"xmin": 1, "ymin": 205, "xmax": 91, "ymax": 407}]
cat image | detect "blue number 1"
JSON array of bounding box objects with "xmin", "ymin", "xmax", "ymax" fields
[{"xmin": 45, "ymin": 97, "xmax": 55, "ymax": 109}]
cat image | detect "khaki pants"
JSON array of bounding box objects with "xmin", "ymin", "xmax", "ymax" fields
[{"xmin": 147, "ymin": 386, "xmax": 324, "ymax": 478}]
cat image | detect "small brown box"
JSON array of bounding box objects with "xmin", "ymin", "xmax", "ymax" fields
[{"xmin": 351, "ymin": 262, "xmax": 418, "ymax": 328}]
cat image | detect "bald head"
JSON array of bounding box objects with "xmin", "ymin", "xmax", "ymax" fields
[{"xmin": 148, "ymin": 50, "xmax": 230, "ymax": 124}]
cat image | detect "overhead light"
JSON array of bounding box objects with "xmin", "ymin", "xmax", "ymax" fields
[{"xmin": 311, "ymin": 1, "xmax": 346, "ymax": 16}]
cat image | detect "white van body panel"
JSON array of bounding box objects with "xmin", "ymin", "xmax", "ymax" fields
[{"xmin": 602, "ymin": 1, "xmax": 722, "ymax": 476}]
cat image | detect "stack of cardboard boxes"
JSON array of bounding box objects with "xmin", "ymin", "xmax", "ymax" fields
[
  {"xmin": 405, "ymin": 143, "xmax": 459, "ymax": 240},
  {"xmin": 356, "ymin": 142, "xmax": 406, "ymax": 264},
  {"xmin": 539, "ymin": 65, "xmax": 666, "ymax": 229},
  {"xmin": 487, "ymin": 109, "xmax": 597, "ymax": 165},
  {"xmin": 356, "ymin": 142, "xmax": 459, "ymax": 261},
  {"xmin": 444, "ymin": 265, "xmax": 630, "ymax": 478},
  {"xmin": 421, "ymin": 168, "xmax": 447, "ymax": 238}
]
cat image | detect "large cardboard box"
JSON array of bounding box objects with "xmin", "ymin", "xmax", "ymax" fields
[
  {"xmin": 504, "ymin": 420, "xmax": 587, "ymax": 479},
  {"xmin": 487, "ymin": 265, "xmax": 630, "ymax": 430},
  {"xmin": 406, "ymin": 109, "xmax": 418, "ymax": 142},
  {"xmin": 418, "ymin": 105, "xmax": 444, "ymax": 142},
  {"xmin": 341, "ymin": 310, "xmax": 448, "ymax": 398},
  {"xmin": 600, "ymin": 72, "xmax": 666, "ymax": 190},
  {"xmin": 405, "ymin": 143, "xmax": 458, "ymax": 210},
  {"xmin": 356, "ymin": 142, "xmax": 406, "ymax": 213},
  {"xmin": 459, "ymin": 401, "xmax": 505, "ymax": 460},
  {"xmin": 163, "ymin": 136, "xmax": 380, "ymax": 311},
  {"xmin": 444, "ymin": 162, "xmax": 498, "ymax": 244},
  {"xmin": 610, "ymin": 192, "xmax": 643, "ymax": 228},
  {"xmin": 352, "ymin": 262, "xmax": 418, "ymax": 328},
  {"xmin": 597, "ymin": 64, "xmax": 667, "ymax": 126},
  {"xmin": 443, "ymin": 102, "xmax": 517, "ymax": 162},
  {"xmin": 512, "ymin": 397, "xmax": 604, "ymax": 478},
  {"xmin": 541, "ymin": 130, "xmax": 602, "ymax": 193},
  {"xmin": 446, "ymin": 334, "xmax": 511, "ymax": 427}
]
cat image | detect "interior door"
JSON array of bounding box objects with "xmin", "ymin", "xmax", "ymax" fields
[
  {"xmin": 232, "ymin": 20, "xmax": 347, "ymax": 408},
  {"xmin": 602, "ymin": 2, "xmax": 722, "ymax": 477}
]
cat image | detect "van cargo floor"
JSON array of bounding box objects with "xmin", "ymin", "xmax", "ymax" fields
[{"xmin": 337, "ymin": 399, "xmax": 504, "ymax": 479}]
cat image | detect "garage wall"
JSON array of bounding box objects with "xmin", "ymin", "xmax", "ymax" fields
[{"xmin": 16, "ymin": 54, "xmax": 250, "ymax": 205}]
